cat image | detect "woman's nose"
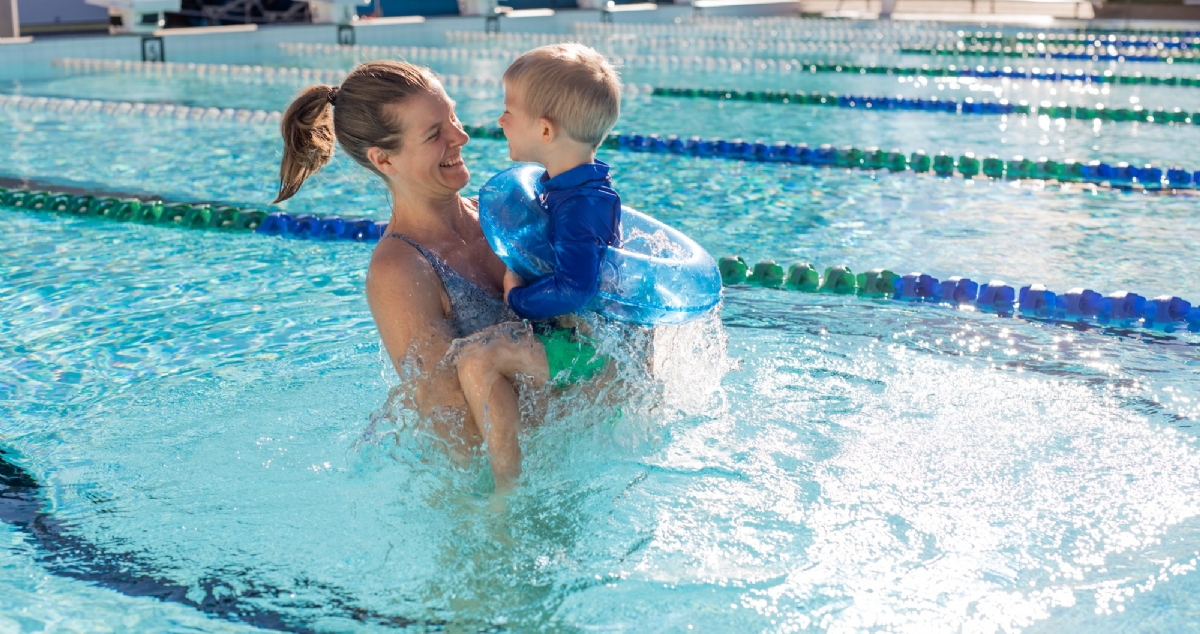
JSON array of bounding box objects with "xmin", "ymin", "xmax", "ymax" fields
[{"xmin": 451, "ymin": 121, "xmax": 469, "ymax": 146}]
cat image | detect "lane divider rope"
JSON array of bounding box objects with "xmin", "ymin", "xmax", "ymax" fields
[
  {"xmin": 3, "ymin": 185, "xmax": 1194, "ymax": 334},
  {"xmin": 0, "ymin": 185, "xmax": 390, "ymax": 241},
  {"xmin": 0, "ymin": 93, "xmax": 281, "ymax": 124},
  {"xmin": 447, "ymin": 30, "xmax": 949, "ymax": 52},
  {"xmin": 448, "ymin": 29, "xmax": 1200, "ymax": 54},
  {"xmin": 594, "ymin": 129, "xmax": 1200, "ymax": 190},
  {"xmin": 275, "ymin": 44, "xmax": 1200, "ymax": 87},
  {"xmin": 655, "ymin": 85, "xmax": 1200, "ymax": 123},
  {"xmin": 901, "ymin": 44, "xmax": 1200, "ymax": 64},
  {"xmin": 952, "ymin": 33, "xmax": 1200, "ymax": 48},
  {"xmin": 50, "ymin": 58, "xmax": 653, "ymax": 96},
  {"xmin": 1, "ymin": 92, "xmax": 1194, "ymax": 192},
  {"xmin": 582, "ymin": 17, "xmax": 1200, "ymax": 39},
  {"xmin": 718, "ymin": 257, "xmax": 1200, "ymax": 333},
  {"xmin": 573, "ymin": 22, "xmax": 1000, "ymax": 42}
]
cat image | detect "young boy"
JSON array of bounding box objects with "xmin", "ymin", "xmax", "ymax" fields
[{"xmin": 450, "ymin": 43, "xmax": 622, "ymax": 490}]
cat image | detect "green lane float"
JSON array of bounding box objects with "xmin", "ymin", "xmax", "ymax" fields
[
  {"xmin": 785, "ymin": 263, "xmax": 821, "ymax": 292},
  {"xmin": 857, "ymin": 269, "xmax": 898, "ymax": 297},
  {"xmin": 819, "ymin": 266, "xmax": 857, "ymax": 294},
  {"xmin": 0, "ymin": 187, "xmax": 306, "ymax": 239},
  {"xmin": 748, "ymin": 260, "xmax": 785, "ymax": 288},
  {"xmin": 718, "ymin": 256, "xmax": 749, "ymax": 286}
]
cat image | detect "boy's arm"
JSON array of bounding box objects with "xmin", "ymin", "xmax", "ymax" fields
[
  {"xmin": 507, "ymin": 195, "xmax": 616, "ymax": 321},
  {"xmin": 503, "ymin": 268, "xmax": 525, "ymax": 304}
]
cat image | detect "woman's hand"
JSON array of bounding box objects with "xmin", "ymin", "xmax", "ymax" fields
[{"xmin": 503, "ymin": 268, "xmax": 526, "ymax": 304}]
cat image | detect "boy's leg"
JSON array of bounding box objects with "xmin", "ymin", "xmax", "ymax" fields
[{"xmin": 451, "ymin": 323, "xmax": 550, "ymax": 490}]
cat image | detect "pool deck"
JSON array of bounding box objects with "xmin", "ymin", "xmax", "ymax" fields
[{"xmin": 3, "ymin": 2, "xmax": 1200, "ymax": 71}]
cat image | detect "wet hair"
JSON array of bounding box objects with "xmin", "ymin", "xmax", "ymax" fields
[
  {"xmin": 273, "ymin": 60, "xmax": 440, "ymax": 204},
  {"xmin": 503, "ymin": 43, "xmax": 621, "ymax": 148}
]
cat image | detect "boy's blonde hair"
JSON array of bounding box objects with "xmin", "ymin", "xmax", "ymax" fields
[{"xmin": 503, "ymin": 43, "xmax": 621, "ymax": 148}]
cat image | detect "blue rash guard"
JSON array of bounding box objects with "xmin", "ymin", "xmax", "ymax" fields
[{"xmin": 507, "ymin": 161, "xmax": 623, "ymax": 321}]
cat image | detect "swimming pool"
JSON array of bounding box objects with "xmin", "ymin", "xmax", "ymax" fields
[{"xmin": 3, "ymin": 15, "xmax": 1200, "ymax": 632}]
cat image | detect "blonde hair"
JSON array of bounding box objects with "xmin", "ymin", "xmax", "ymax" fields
[
  {"xmin": 503, "ymin": 43, "xmax": 621, "ymax": 148},
  {"xmin": 274, "ymin": 60, "xmax": 440, "ymax": 204}
]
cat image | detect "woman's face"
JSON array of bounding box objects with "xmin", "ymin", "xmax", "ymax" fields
[{"xmin": 379, "ymin": 88, "xmax": 471, "ymax": 198}]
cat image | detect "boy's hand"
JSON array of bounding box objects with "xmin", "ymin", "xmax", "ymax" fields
[{"xmin": 503, "ymin": 268, "xmax": 526, "ymax": 303}]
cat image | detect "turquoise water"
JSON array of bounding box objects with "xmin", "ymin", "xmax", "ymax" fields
[{"xmin": 3, "ymin": 18, "xmax": 1200, "ymax": 633}]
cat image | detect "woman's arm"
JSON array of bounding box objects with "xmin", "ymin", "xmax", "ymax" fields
[{"xmin": 365, "ymin": 241, "xmax": 466, "ymax": 417}]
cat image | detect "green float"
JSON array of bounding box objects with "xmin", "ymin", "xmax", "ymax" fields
[
  {"xmin": 137, "ymin": 201, "xmax": 166, "ymax": 224},
  {"xmin": 6, "ymin": 190, "xmax": 33, "ymax": 208},
  {"xmin": 820, "ymin": 265, "xmax": 857, "ymax": 294},
  {"xmin": 67, "ymin": 195, "xmax": 95, "ymax": 214},
  {"xmin": 785, "ymin": 263, "xmax": 820, "ymax": 291},
  {"xmin": 748, "ymin": 260, "xmax": 785, "ymax": 288},
  {"xmin": 982, "ymin": 156, "xmax": 1005, "ymax": 178},
  {"xmin": 957, "ymin": 153, "xmax": 981, "ymax": 178},
  {"xmin": 910, "ymin": 151, "xmax": 932, "ymax": 173},
  {"xmin": 48, "ymin": 194, "xmax": 73, "ymax": 212},
  {"xmin": 856, "ymin": 269, "xmax": 897, "ymax": 297},
  {"xmin": 184, "ymin": 205, "xmax": 214, "ymax": 229},
  {"xmin": 718, "ymin": 256, "xmax": 749, "ymax": 285},
  {"xmin": 111, "ymin": 199, "xmax": 143, "ymax": 222},
  {"xmin": 25, "ymin": 192, "xmax": 52, "ymax": 211},
  {"xmin": 90, "ymin": 198, "xmax": 121, "ymax": 218},
  {"xmin": 932, "ymin": 152, "xmax": 956, "ymax": 176},
  {"xmin": 233, "ymin": 209, "xmax": 268, "ymax": 231}
]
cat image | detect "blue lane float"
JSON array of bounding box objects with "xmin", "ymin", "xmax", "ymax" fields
[
  {"xmin": 478, "ymin": 164, "xmax": 722, "ymax": 326},
  {"xmin": 256, "ymin": 212, "xmax": 389, "ymax": 241},
  {"xmin": 722, "ymin": 257, "xmax": 1200, "ymax": 333}
]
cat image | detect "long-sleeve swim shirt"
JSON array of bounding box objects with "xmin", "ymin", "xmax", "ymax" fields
[{"xmin": 506, "ymin": 161, "xmax": 623, "ymax": 321}]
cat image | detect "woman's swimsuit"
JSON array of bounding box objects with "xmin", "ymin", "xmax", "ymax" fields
[
  {"xmin": 386, "ymin": 233, "xmax": 516, "ymax": 338},
  {"xmin": 387, "ymin": 233, "xmax": 608, "ymax": 386}
]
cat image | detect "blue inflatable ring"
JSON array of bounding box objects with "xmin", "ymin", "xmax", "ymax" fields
[{"xmin": 479, "ymin": 165, "xmax": 722, "ymax": 326}]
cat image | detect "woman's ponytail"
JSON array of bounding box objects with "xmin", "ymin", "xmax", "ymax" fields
[
  {"xmin": 272, "ymin": 61, "xmax": 441, "ymax": 204},
  {"xmin": 273, "ymin": 84, "xmax": 338, "ymax": 204}
]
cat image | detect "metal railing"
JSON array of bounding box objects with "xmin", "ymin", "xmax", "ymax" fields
[{"xmin": 171, "ymin": 0, "xmax": 309, "ymax": 25}]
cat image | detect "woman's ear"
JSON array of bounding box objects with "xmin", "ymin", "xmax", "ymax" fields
[
  {"xmin": 367, "ymin": 146, "xmax": 393, "ymax": 174},
  {"xmin": 539, "ymin": 117, "xmax": 557, "ymax": 145}
]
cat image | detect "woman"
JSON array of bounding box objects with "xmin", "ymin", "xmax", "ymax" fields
[{"xmin": 272, "ymin": 61, "xmax": 525, "ymax": 484}]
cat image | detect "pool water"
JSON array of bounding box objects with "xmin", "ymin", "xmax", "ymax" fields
[{"xmin": 3, "ymin": 17, "xmax": 1200, "ymax": 633}]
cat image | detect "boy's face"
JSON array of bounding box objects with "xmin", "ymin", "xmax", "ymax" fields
[{"xmin": 498, "ymin": 84, "xmax": 542, "ymax": 163}]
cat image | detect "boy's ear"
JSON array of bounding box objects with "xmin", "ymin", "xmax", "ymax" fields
[{"xmin": 539, "ymin": 117, "xmax": 556, "ymax": 144}]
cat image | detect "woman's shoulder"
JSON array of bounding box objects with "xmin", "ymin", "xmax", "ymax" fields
[{"xmin": 367, "ymin": 235, "xmax": 439, "ymax": 295}]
